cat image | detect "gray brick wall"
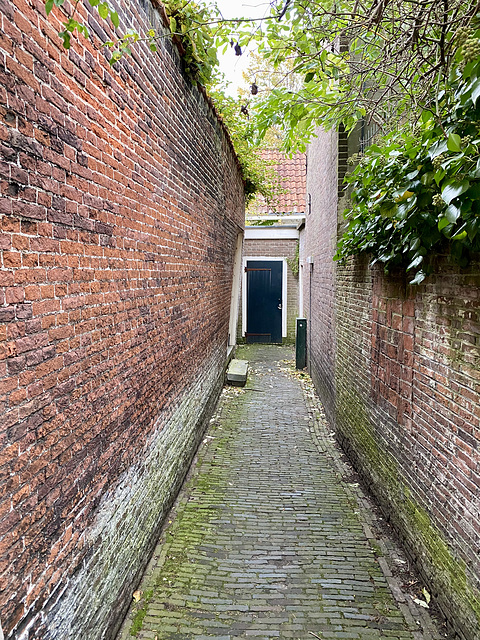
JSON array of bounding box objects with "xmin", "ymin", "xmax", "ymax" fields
[{"xmin": 303, "ymin": 129, "xmax": 339, "ymax": 419}]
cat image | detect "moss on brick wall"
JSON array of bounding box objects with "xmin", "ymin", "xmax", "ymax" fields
[
  {"xmin": 306, "ymin": 126, "xmax": 480, "ymax": 639},
  {"xmin": 333, "ymin": 257, "xmax": 480, "ymax": 640},
  {"xmin": 335, "ymin": 383, "xmax": 480, "ymax": 640},
  {"xmin": 0, "ymin": 0, "xmax": 244, "ymax": 637}
]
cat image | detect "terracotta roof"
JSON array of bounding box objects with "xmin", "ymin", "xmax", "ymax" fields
[{"xmin": 249, "ymin": 150, "xmax": 307, "ymax": 215}]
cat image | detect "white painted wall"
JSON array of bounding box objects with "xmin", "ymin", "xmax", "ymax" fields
[
  {"xmin": 228, "ymin": 233, "xmax": 244, "ymax": 347},
  {"xmin": 245, "ymin": 227, "xmax": 299, "ymax": 240}
]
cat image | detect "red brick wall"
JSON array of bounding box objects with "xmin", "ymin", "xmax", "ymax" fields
[
  {"xmin": 242, "ymin": 235, "xmax": 299, "ymax": 341},
  {"xmin": 306, "ymin": 129, "xmax": 480, "ymax": 640},
  {"xmin": 0, "ymin": 1, "xmax": 244, "ymax": 637}
]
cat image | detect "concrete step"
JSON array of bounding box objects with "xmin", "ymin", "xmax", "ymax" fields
[{"xmin": 226, "ymin": 359, "xmax": 248, "ymax": 386}]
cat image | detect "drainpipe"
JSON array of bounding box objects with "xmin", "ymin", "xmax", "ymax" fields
[{"xmin": 306, "ymin": 256, "xmax": 314, "ymax": 372}]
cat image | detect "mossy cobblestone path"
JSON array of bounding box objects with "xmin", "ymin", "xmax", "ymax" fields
[{"xmin": 117, "ymin": 345, "xmax": 442, "ymax": 640}]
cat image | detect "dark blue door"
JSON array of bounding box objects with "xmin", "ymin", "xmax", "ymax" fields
[{"xmin": 246, "ymin": 260, "xmax": 283, "ymax": 343}]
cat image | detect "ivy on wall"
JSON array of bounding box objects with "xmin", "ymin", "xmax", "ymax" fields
[
  {"xmin": 45, "ymin": 0, "xmax": 222, "ymax": 82},
  {"xmin": 335, "ymin": 30, "xmax": 480, "ymax": 284},
  {"xmin": 43, "ymin": 0, "xmax": 277, "ymax": 203},
  {"xmin": 161, "ymin": 0, "xmax": 221, "ymax": 85},
  {"xmin": 286, "ymin": 241, "xmax": 300, "ymax": 277}
]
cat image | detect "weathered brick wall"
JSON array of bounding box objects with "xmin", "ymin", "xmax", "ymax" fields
[
  {"xmin": 241, "ymin": 235, "xmax": 299, "ymax": 342},
  {"xmin": 303, "ymin": 129, "xmax": 338, "ymax": 418},
  {"xmin": 0, "ymin": 0, "xmax": 244, "ymax": 638},
  {"xmin": 306, "ymin": 129, "xmax": 480, "ymax": 640}
]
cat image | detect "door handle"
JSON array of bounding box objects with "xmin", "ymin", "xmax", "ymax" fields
[{"xmin": 277, "ymin": 303, "xmax": 282, "ymax": 310}]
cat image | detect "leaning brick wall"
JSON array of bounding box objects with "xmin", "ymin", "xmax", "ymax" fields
[
  {"xmin": 241, "ymin": 236, "xmax": 298, "ymax": 342},
  {"xmin": 307, "ymin": 130, "xmax": 480, "ymax": 639},
  {"xmin": 0, "ymin": 0, "xmax": 244, "ymax": 637}
]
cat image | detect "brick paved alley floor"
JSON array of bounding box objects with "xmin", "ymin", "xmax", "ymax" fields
[{"xmin": 117, "ymin": 345, "xmax": 446, "ymax": 640}]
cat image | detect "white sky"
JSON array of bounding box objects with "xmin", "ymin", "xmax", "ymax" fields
[{"xmin": 214, "ymin": 0, "xmax": 271, "ymax": 96}]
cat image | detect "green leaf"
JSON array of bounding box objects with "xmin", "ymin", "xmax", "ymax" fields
[
  {"xmin": 445, "ymin": 204, "xmax": 461, "ymax": 223},
  {"xmin": 380, "ymin": 203, "xmax": 398, "ymax": 218},
  {"xmin": 63, "ymin": 18, "xmax": 77, "ymax": 32},
  {"xmin": 58, "ymin": 30, "xmax": 71, "ymax": 49},
  {"xmin": 407, "ymin": 254, "xmax": 423, "ymax": 271},
  {"xmin": 409, "ymin": 270, "xmax": 426, "ymax": 285},
  {"xmin": 149, "ymin": 43, "xmax": 157, "ymax": 52},
  {"xmin": 304, "ymin": 72, "xmax": 315, "ymax": 83},
  {"xmin": 470, "ymin": 158, "xmax": 480, "ymax": 179},
  {"xmin": 471, "ymin": 77, "xmax": 480, "ymax": 105},
  {"xmin": 447, "ymin": 133, "xmax": 462, "ymax": 152},
  {"xmin": 110, "ymin": 10, "xmax": 119, "ymax": 28},
  {"xmin": 98, "ymin": 2, "xmax": 109, "ymax": 19},
  {"xmin": 421, "ymin": 109, "xmax": 434, "ymax": 124},
  {"xmin": 467, "ymin": 218, "xmax": 480, "ymax": 240},
  {"xmin": 88, "ymin": 0, "xmax": 100, "ymax": 5},
  {"xmin": 428, "ymin": 140, "xmax": 448, "ymax": 159},
  {"xmin": 109, "ymin": 51, "xmax": 122, "ymax": 65},
  {"xmin": 45, "ymin": 0, "xmax": 54, "ymax": 14},
  {"xmin": 434, "ymin": 168, "xmax": 445, "ymax": 185},
  {"xmin": 452, "ymin": 230, "xmax": 467, "ymax": 241},
  {"xmin": 438, "ymin": 216, "xmax": 450, "ymax": 231},
  {"xmin": 420, "ymin": 172, "xmax": 434, "ymax": 186},
  {"xmin": 77, "ymin": 23, "xmax": 89, "ymax": 38},
  {"xmin": 406, "ymin": 169, "xmax": 419, "ymax": 180},
  {"xmin": 395, "ymin": 190, "xmax": 414, "ymax": 203},
  {"xmin": 441, "ymin": 179, "xmax": 470, "ymax": 205}
]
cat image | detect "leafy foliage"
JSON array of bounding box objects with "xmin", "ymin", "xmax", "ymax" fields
[
  {"xmin": 43, "ymin": 0, "xmax": 281, "ymax": 202},
  {"xmin": 209, "ymin": 88, "xmax": 280, "ymax": 205},
  {"xmin": 162, "ymin": 0, "xmax": 222, "ymax": 84},
  {"xmin": 44, "ymin": 0, "xmax": 222, "ymax": 81},
  {"xmin": 44, "ymin": 0, "xmax": 119, "ymax": 51},
  {"xmin": 335, "ymin": 34, "xmax": 480, "ymax": 284},
  {"xmin": 216, "ymin": 0, "xmax": 480, "ymax": 148},
  {"xmin": 41, "ymin": 0, "xmax": 480, "ymax": 277},
  {"xmin": 45, "ymin": 0, "xmax": 480, "ymax": 137}
]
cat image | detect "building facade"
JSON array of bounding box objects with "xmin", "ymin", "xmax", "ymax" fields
[{"xmin": 240, "ymin": 151, "xmax": 306, "ymax": 344}]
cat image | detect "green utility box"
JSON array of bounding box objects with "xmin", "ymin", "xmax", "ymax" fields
[{"xmin": 296, "ymin": 318, "xmax": 307, "ymax": 369}]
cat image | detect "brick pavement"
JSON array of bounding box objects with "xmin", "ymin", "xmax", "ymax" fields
[{"xmin": 117, "ymin": 345, "xmax": 445, "ymax": 640}]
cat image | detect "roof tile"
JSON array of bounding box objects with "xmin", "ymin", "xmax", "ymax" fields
[{"xmin": 249, "ymin": 150, "xmax": 307, "ymax": 215}]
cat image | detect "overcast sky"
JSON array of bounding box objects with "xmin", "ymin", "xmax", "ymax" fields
[{"xmin": 214, "ymin": 0, "xmax": 270, "ymax": 96}]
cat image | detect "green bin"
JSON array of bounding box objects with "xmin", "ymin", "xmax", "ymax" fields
[{"xmin": 296, "ymin": 318, "xmax": 307, "ymax": 369}]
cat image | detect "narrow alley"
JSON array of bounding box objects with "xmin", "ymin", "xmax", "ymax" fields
[{"xmin": 117, "ymin": 345, "xmax": 444, "ymax": 640}]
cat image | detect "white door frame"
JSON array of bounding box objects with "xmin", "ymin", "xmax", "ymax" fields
[
  {"xmin": 228, "ymin": 233, "xmax": 244, "ymax": 347},
  {"xmin": 242, "ymin": 256, "xmax": 288, "ymax": 339}
]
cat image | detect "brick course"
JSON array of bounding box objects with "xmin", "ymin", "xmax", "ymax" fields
[
  {"xmin": 305, "ymin": 128, "xmax": 480, "ymax": 640},
  {"xmin": 0, "ymin": 1, "xmax": 244, "ymax": 638}
]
